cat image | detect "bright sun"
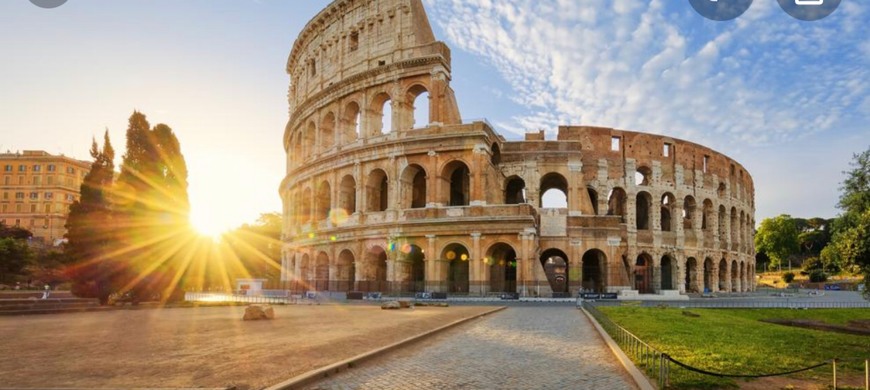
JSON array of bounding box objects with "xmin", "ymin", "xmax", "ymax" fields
[{"xmin": 190, "ymin": 209, "xmax": 229, "ymax": 240}]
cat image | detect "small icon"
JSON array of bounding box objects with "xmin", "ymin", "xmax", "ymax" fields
[
  {"xmin": 795, "ymin": 0, "xmax": 823, "ymax": 5},
  {"xmin": 777, "ymin": 0, "xmax": 840, "ymax": 20},
  {"xmin": 689, "ymin": 0, "xmax": 754, "ymax": 21}
]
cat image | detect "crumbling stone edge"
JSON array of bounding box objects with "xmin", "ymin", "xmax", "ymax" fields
[
  {"xmin": 265, "ymin": 306, "xmax": 508, "ymax": 390},
  {"xmin": 579, "ymin": 307, "xmax": 656, "ymax": 390}
]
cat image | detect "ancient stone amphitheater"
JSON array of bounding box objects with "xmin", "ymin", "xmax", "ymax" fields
[{"xmin": 280, "ymin": 0, "xmax": 756, "ymax": 297}]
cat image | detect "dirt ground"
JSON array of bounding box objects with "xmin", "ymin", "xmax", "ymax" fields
[{"xmin": 0, "ymin": 304, "xmax": 497, "ymax": 389}]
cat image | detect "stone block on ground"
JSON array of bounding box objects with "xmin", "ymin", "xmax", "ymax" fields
[
  {"xmin": 243, "ymin": 304, "xmax": 274, "ymax": 320},
  {"xmin": 381, "ymin": 301, "xmax": 401, "ymax": 310},
  {"xmin": 398, "ymin": 300, "xmax": 412, "ymax": 309}
]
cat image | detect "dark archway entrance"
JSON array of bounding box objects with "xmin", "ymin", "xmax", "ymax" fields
[
  {"xmin": 581, "ymin": 249, "xmax": 606, "ymax": 292},
  {"xmin": 685, "ymin": 257, "xmax": 698, "ymax": 293},
  {"xmin": 635, "ymin": 254, "xmax": 653, "ymax": 293},
  {"xmin": 540, "ymin": 248, "xmax": 569, "ymax": 296},
  {"xmin": 661, "ymin": 255, "xmax": 675, "ymax": 291},
  {"xmin": 442, "ymin": 244, "xmax": 469, "ymax": 294},
  {"xmin": 402, "ymin": 244, "xmax": 425, "ymax": 292},
  {"xmin": 488, "ymin": 243, "xmax": 517, "ymax": 293}
]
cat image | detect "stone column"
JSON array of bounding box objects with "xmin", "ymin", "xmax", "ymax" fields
[
  {"xmin": 425, "ymin": 235, "xmax": 440, "ymax": 292},
  {"xmin": 569, "ymin": 239, "xmax": 582, "ymax": 295},
  {"xmin": 470, "ymin": 232, "xmax": 483, "ymax": 295}
]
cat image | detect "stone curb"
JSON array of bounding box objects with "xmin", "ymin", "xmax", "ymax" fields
[
  {"xmin": 265, "ymin": 306, "xmax": 508, "ymax": 390},
  {"xmin": 579, "ymin": 307, "xmax": 656, "ymax": 390}
]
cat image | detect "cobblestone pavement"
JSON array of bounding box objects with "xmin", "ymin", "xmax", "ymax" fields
[{"xmin": 304, "ymin": 306, "xmax": 638, "ymax": 390}]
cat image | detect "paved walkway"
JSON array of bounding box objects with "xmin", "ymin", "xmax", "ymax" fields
[{"xmin": 305, "ymin": 306, "xmax": 638, "ymax": 390}]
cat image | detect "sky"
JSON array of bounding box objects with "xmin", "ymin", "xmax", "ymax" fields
[{"xmin": 1, "ymin": 0, "xmax": 867, "ymax": 235}]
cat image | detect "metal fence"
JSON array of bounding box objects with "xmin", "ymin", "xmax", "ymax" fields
[
  {"xmin": 581, "ymin": 301, "xmax": 870, "ymax": 389},
  {"xmin": 589, "ymin": 299, "xmax": 870, "ymax": 309},
  {"xmin": 184, "ymin": 292, "xmax": 296, "ymax": 305}
]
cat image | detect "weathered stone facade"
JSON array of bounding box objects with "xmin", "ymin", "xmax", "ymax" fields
[{"xmin": 280, "ymin": 0, "xmax": 756, "ymax": 297}]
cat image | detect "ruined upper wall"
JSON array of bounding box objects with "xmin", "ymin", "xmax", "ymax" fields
[{"xmin": 287, "ymin": 0, "xmax": 445, "ymax": 114}]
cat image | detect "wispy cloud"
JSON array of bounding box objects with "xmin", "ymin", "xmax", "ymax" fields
[{"xmin": 424, "ymin": 0, "xmax": 869, "ymax": 150}]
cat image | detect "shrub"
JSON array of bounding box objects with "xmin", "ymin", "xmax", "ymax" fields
[
  {"xmin": 783, "ymin": 272, "xmax": 796, "ymax": 283},
  {"xmin": 808, "ymin": 270, "xmax": 828, "ymax": 283}
]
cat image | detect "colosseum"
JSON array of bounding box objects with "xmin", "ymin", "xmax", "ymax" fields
[{"xmin": 279, "ymin": 0, "xmax": 756, "ymax": 298}]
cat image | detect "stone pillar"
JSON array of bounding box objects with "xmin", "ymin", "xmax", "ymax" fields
[
  {"xmin": 724, "ymin": 260, "xmax": 732, "ymax": 293},
  {"xmin": 425, "ymin": 234, "xmax": 440, "ymax": 292},
  {"xmin": 568, "ymin": 160, "xmax": 583, "ymax": 216},
  {"xmin": 569, "ymin": 239, "xmax": 582, "ymax": 295},
  {"xmin": 470, "ymin": 147, "xmax": 485, "ymax": 205},
  {"xmin": 470, "ymin": 232, "xmax": 483, "ymax": 295}
]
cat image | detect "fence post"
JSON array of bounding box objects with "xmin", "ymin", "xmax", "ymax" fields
[
  {"xmin": 833, "ymin": 359, "xmax": 837, "ymax": 390},
  {"xmin": 864, "ymin": 359, "xmax": 868, "ymax": 390}
]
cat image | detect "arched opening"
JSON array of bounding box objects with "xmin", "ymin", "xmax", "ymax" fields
[
  {"xmin": 703, "ymin": 257, "xmax": 715, "ymax": 293},
  {"xmin": 315, "ymin": 252, "xmax": 330, "ymax": 291},
  {"xmin": 588, "ymin": 187, "xmax": 599, "ymax": 215},
  {"xmin": 540, "ymin": 248, "xmax": 569, "ymax": 295},
  {"xmin": 315, "ymin": 181, "xmax": 331, "ymax": 221},
  {"xmin": 635, "ymin": 166, "xmax": 652, "ymax": 186},
  {"xmin": 731, "ymin": 260, "xmax": 739, "ymax": 292},
  {"xmin": 718, "ymin": 258, "xmax": 728, "ymax": 292},
  {"xmin": 372, "ymin": 93, "xmax": 392, "ymax": 135},
  {"xmin": 360, "ymin": 246, "xmax": 388, "ymax": 292},
  {"xmin": 730, "ymin": 207, "xmax": 739, "ymax": 247},
  {"xmin": 442, "ymin": 161, "xmax": 470, "ymax": 206},
  {"xmin": 336, "ymin": 250, "xmax": 355, "ymax": 292},
  {"xmin": 717, "ymin": 182, "xmax": 727, "ymax": 198},
  {"xmin": 740, "ymin": 211, "xmax": 747, "ymax": 252},
  {"xmin": 661, "ymin": 255, "xmax": 675, "ymax": 291},
  {"xmin": 634, "ymin": 253, "xmax": 653, "ymax": 293},
  {"xmin": 342, "ymin": 101, "xmax": 361, "ymax": 143},
  {"xmin": 504, "ymin": 176, "xmax": 526, "ymax": 204},
  {"xmin": 581, "ymin": 249, "xmax": 606, "ymax": 292},
  {"xmin": 299, "ymin": 187, "xmax": 312, "ymax": 224},
  {"xmin": 490, "ymin": 143, "xmax": 501, "ymax": 166},
  {"xmin": 718, "ymin": 205, "xmax": 728, "ymax": 246},
  {"xmin": 292, "ymin": 133, "xmax": 303, "ymax": 167},
  {"xmin": 408, "ymin": 85, "xmax": 430, "ymax": 129},
  {"xmin": 685, "ymin": 257, "xmax": 698, "ymax": 293},
  {"xmin": 366, "ymin": 169, "xmax": 389, "ymax": 212},
  {"xmin": 442, "ymin": 243, "xmax": 470, "ymax": 293},
  {"xmin": 320, "ymin": 112, "xmax": 336, "ymax": 152},
  {"xmin": 636, "ymin": 192, "xmax": 652, "ymax": 230},
  {"xmin": 661, "ymin": 193, "xmax": 675, "ymax": 232},
  {"xmin": 401, "ymin": 244, "xmax": 425, "ymax": 293},
  {"xmin": 299, "ymin": 253, "xmax": 311, "ymax": 290},
  {"xmin": 683, "ymin": 196, "xmax": 697, "ymax": 230},
  {"xmin": 739, "ymin": 262, "xmax": 745, "ymax": 292},
  {"xmin": 401, "ymin": 164, "xmax": 427, "ymax": 209},
  {"xmin": 702, "ymin": 199, "xmax": 714, "ymax": 231},
  {"xmin": 540, "ymin": 172, "xmax": 568, "ymax": 208},
  {"xmin": 338, "ymin": 175, "xmax": 357, "ymax": 215},
  {"xmin": 608, "ymin": 187, "xmax": 627, "ymax": 219},
  {"xmin": 488, "ymin": 243, "xmax": 517, "ymax": 293}
]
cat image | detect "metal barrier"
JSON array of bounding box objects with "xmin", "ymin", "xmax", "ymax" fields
[
  {"xmin": 184, "ymin": 292, "xmax": 296, "ymax": 305},
  {"xmin": 582, "ymin": 301, "xmax": 870, "ymax": 389},
  {"xmin": 589, "ymin": 299, "xmax": 870, "ymax": 309}
]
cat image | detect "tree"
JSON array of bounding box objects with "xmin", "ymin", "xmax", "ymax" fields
[
  {"xmin": 66, "ymin": 131, "xmax": 116, "ymax": 303},
  {"xmin": 755, "ymin": 215, "xmax": 799, "ymax": 270},
  {"xmin": 0, "ymin": 225, "xmax": 34, "ymax": 240},
  {"xmin": 826, "ymin": 148, "xmax": 870, "ymax": 297},
  {"xmin": 223, "ymin": 212, "xmax": 282, "ymax": 286},
  {"xmin": 0, "ymin": 237, "xmax": 34, "ymax": 284}
]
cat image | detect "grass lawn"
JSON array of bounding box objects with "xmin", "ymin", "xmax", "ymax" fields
[{"xmin": 598, "ymin": 306, "xmax": 870, "ymax": 389}]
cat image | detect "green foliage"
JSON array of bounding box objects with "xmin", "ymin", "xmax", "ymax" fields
[
  {"xmin": 224, "ymin": 212, "xmax": 283, "ymax": 283},
  {"xmin": 0, "ymin": 225, "xmax": 33, "ymax": 240},
  {"xmin": 0, "ymin": 237, "xmax": 34, "ymax": 284},
  {"xmin": 807, "ymin": 269, "xmax": 827, "ymax": 283},
  {"xmin": 782, "ymin": 271, "xmax": 795, "ymax": 283},
  {"xmin": 826, "ymin": 147, "xmax": 870, "ymax": 297},
  {"xmin": 599, "ymin": 307, "xmax": 870, "ymax": 389},
  {"xmin": 755, "ymin": 215, "xmax": 800, "ymax": 269}
]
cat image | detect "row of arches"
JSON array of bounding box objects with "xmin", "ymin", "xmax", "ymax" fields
[
  {"xmin": 633, "ymin": 166, "xmax": 753, "ymax": 205},
  {"xmin": 289, "ymin": 85, "xmax": 431, "ymax": 167}
]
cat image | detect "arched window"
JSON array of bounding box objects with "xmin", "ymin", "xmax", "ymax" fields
[
  {"xmin": 299, "ymin": 187, "xmax": 312, "ymax": 224},
  {"xmin": 635, "ymin": 166, "xmax": 652, "ymax": 186},
  {"xmin": 401, "ymin": 164, "xmax": 427, "ymax": 209},
  {"xmin": 491, "ymin": 143, "xmax": 502, "ymax": 166},
  {"xmin": 320, "ymin": 112, "xmax": 336, "ymax": 152},
  {"xmin": 540, "ymin": 172, "xmax": 568, "ymax": 208},
  {"xmin": 587, "ymin": 187, "xmax": 599, "ymax": 215},
  {"xmin": 372, "ymin": 93, "xmax": 392, "ymax": 135},
  {"xmin": 505, "ymin": 176, "xmax": 526, "ymax": 204},
  {"xmin": 608, "ymin": 187, "xmax": 627, "ymax": 218},
  {"xmin": 315, "ymin": 181, "xmax": 331, "ymax": 221},
  {"xmin": 342, "ymin": 102, "xmax": 361, "ymax": 144},
  {"xmin": 338, "ymin": 175, "xmax": 357, "ymax": 215},
  {"xmin": 636, "ymin": 192, "xmax": 652, "ymax": 230},
  {"xmin": 408, "ymin": 85, "xmax": 430, "ymax": 129},
  {"xmin": 366, "ymin": 169, "xmax": 389, "ymax": 212},
  {"xmin": 661, "ymin": 193, "xmax": 676, "ymax": 232},
  {"xmin": 304, "ymin": 121, "xmax": 316, "ymax": 157},
  {"xmin": 683, "ymin": 196, "xmax": 697, "ymax": 230},
  {"xmin": 442, "ymin": 161, "xmax": 470, "ymax": 206}
]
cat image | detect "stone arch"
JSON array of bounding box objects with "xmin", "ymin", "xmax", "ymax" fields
[
  {"xmin": 702, "ymin": 199, "xmax": 714, "ymax": 231},
  {"xmin": 487, "ymin": 242, "xmax": 518, "ymax": 293},
  {"xmin": 718, "ymin": 258, "xmax": 728, "ymax": 292},
  {"xmin": 338, "ymin": 175, "xmax": 357, "ymax": 215},
  {"xmin": 371, "ymin": 92, "xmax": 392, "ymax": 135},
  {"xmin": 315, "ymin": 180, "xmax": 331, "ymax": 221},
  {"xmin": 587, "ymin": 187, "xmax": 599, "ymax": 215},
  {"xmin": 314, "ymin": 251, "xmax": 330, "ymax": 291},
  {"xmin": 335, "ymin": 249, "xmax": 355, "ymax": 292},
  {"xmin": 342, "ymin": 101, "xmax": 361, "ymax": 144},
  {"xmin": 660, "ymin": 254, "xmax": 676, "ymax": 291},
  {"xmin": 731, "ymin": 259, "xmax": 739, "ymax": 292},
  {"xmin": 399, "ymin": 243, "xmax": 425, "ymax": 293},
  {"xmin": 400, "ymin": 164, "xmax": 427, "ymax": 209},
  {"xmin": 407, "ymin": 84, "xmax": 430, "ymax": 130},
  {"xmin": 441, "ymin": 160, "xmax": 470, "ymax": 206},
  {"xmin": 703, "ymin": 257, "xmax": 715, "ymax": 292},
  {"xmin": 360, "ymin": 245, "xmax": 388, "ymax": 292},
  {"xmin": 636, "ymin": 191, "xmax": 652, "ymax": 230},
  {"xmin": 366, "ymin": 169, "xmax": 389, "ymax": 212},
  {"xmin": 608, "ymin": 187, "xmax": 627, "ymax": 218},
  {"xmin": 490, "ymin": 143, "xmax": 501, "ymax": 166},
  {"xmin": 634, "ymin": 252, "xmax": 654, "ymax": 293},
  {"xmin": 299, "ymin": 187, "xmax": 313, "ymax": 224},
  {"xmin": 442, "ymin": 243, "xmax": 470, "ymax": 293},
  {"xmin": 540, "ymin": 248, "xmax": 569, "ymax": 294},
  {"xmin": 299, "ymin": 253, "xmax": 311, "ymax": 289},
  {"xmin": 683, "ymin": 196, "xmax": 697, "ymax": 230},
  {"xmin": 304, "ymin": 121, "xmax": 316, "ymax": 158},
  {"xmin": 718, "ymin": 205, "xmax": 728, "ymax": 245},
  {"xmin": 505, "ymin": 176, "xmax": 526, "ymax": 204},
  {"xmin": 730, "ymin": 207, "xmax": 739, "ymax": 249},
  {"xmin": 292, "ymin": 133, "xmax": 303, "ymax": 167},
  {"xmin": 685, "ymin": 257, "xmax": 699, "ymax": 293},
  {"xmin": 635, "ymin": 166, "xmax": 652, "ymax": 186},
  {"xmin": 540, "ymin": 172, "xmax": 568, "ymax": 208},
  {"xmin": 581, "ymin": 249, "xmax": 607, "ymax": 293},
  {"xmin": 717, "ymin": 182, "xmax": 727, "ymax": 198},
  {"xmin": 320, "ymin": 111, "xmax": 336, "ymax": 152},
  {"xmin": 661, "ymin": 192, "xmax": 676, "ymax": 232}
]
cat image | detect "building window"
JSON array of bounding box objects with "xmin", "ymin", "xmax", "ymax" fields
[
  {"xmin": 15, "ymin": 219, "xmax": 20, "ymax": 227},
  {"xmin": 349, "ymin": 31, "xmax": 359, "ymax": 52},
  {"xmin": 611, "ymin": 136, "xmax": 621, "ymax": 151},
  {"xmin": 703, "ymin": 155, "xmax": 710, "ymax": 173},
  {"xmin": 2, "ymin": 192, "xmax": 7, "ymax": 200},
  {"xmin": 33, "ymin": 165, "xmax": 41, "ymax": 172},
  {"xmin": 44, "ymin": 204, "xmax": 50, "ymax": 213},
  {"xmin": 47, "ymin": 176, "xmax": 53, "ymax": 185},
  {"xmin": 67, "ymin": 167, "xmax": 76, "ymax": 174},
  {"xmin": 4, "ymin": 165, "xmax": 11, "ymax": 172},
  {"xmin": 16, "ymin": 205, "xmax": 22, "ymax": 212},
  {"xmin": 32, "ymin": 176, "xmax": 41, "ymax": 185},
  {"xmin": 66, "ymin": 194, "xmax": 74, "ymax": 201},
  {"xmin": 18, "ymin": 176, "xmax": 23, "ymax": 185},
  {"xmin": 30, "ymin": 192, "xmax": 38, "ymax": 200},
  {"xmin": 663, "ymin": 143, "xmax": 672, "ymax": 157},
  {"xmin": 30, "ymin": 204, "xmax": 36, "ymax": 213},
  {"xmin": 47, "ymin": 164, "xmax": 55, "ymax": 172},
  {"xmin": 43, "ymin": 218, "xmax": 49, "ymax": 228},
  {"xmin": 1, "ymin": 205, "xmax": 6, "ymax": 212},
  {"xmin": 44, "ymin": 192, "xmax": 53, "ymax": 199},
  {"xmin": 3, "ymin": 176, "xmax": 8, "ymax": 185},
  {"xmin": 15, "ymin": 192, "xmax": 24, "ymax": 200},
  {"xmin": 18, "ymin": 165, "xmax": 25, "ymax": 172}
]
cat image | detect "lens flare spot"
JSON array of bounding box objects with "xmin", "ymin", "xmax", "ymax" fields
[
  {"xmin": 400, "ymin": 243, "xmax": 412, "ymax": 254},
  {"xmin": 308, "ymin": 232, "xmax": 315, "ymax": 239},
  {"xmin": 329, "ymin": 208, "xmax": 349, "ymax": 225},
  {"xmin": 446, "ymin": 251, "xmax": 456, "ymax": 260},
  {"xmin": 460, "ymin": 253, "xmax": 468, "ymax": 261},
  {"xmin": 330, "ymin": 236, "xmax": 337, "ymax": 242}
]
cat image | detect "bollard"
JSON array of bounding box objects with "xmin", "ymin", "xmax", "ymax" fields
[
  {"xmin": 865, "ymin": 359, "xmax": 868, "ymax": 390},
  {"xmin": 832, "ymin": 359, "xmax": 837, "ymax": 390}
]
